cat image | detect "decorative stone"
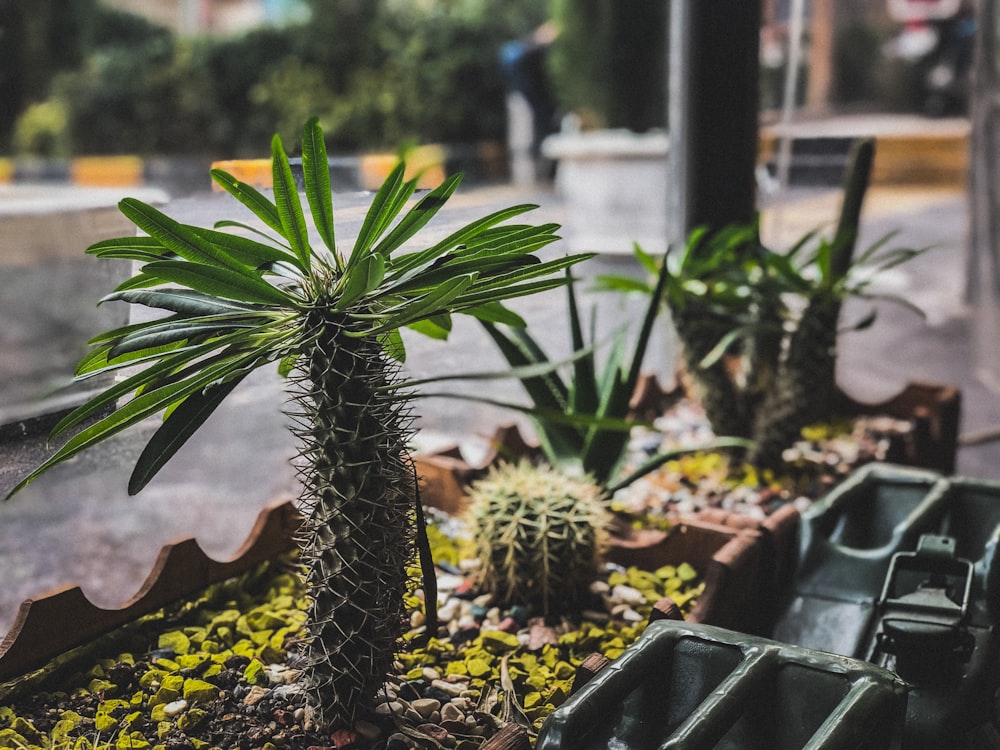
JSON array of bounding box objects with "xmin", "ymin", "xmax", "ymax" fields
[
  {"xmin": 161, "ymin": 700, "xmax": 188, "ymax": 718},
  {"xmin": 611, "ymin": 584, "xmax": 646, "ymax": 607},
  {"xmin": 421, "ymin": 667, "xmax": 441, "ymax": 682},
  {"xmin": 411, "ymin": 698, "xmax": 441, "ymax": 720},
  {"xmin": 441, "ymin": 702, "xmax": 464, "ymax": 722},
  {"xmin": 182, "ymin": 678, "xmax": 219, "ymax": 703},
  {"xmin": 431, "ymin": 679, "xmax": 466, "ymax": 697},
  {"xmin": 374, "ymin": 700, "xmax": 404, "ymax": 717},
  {"xmin": 417, "ymin": 722, "xmax": 450, "ymax": 743},
  {"xmin": 242, "ymin": 685, "xmax": 270, "ymax": 706}
]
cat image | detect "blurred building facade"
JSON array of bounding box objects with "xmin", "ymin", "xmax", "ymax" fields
[{"xmin": 102, "ymin": 0, "xmax": 306, "ymax": 36}]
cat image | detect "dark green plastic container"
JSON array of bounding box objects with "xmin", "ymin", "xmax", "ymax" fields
[{"xmin": 535, "ymin": 619, "xmax": 907, "ymax": 750}]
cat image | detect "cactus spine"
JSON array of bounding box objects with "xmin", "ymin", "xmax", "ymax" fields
[{"xmin": 466, "ymin": 461, "xmax": 611, "ymax": 615}]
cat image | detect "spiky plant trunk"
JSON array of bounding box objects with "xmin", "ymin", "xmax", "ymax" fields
[
  {"xmin": 751, "ymin": 295, "xmax": 840, "ymax": 469},
  {"xmin": 671, "ymin": 304, "xmax": 751, "ymax": 439},
  {"xmin": 290, "ymin": 308, "xmax": 416, "ymax": 728}
]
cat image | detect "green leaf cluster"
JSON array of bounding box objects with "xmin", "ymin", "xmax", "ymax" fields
[
  {"xmin": 606, "ymin": 139, "xmax": 930, "ymax": 466},
  {"xmin": 7, "ymin": 118, "xmax": 590, "ymax": 499},
  {"xmin": 419, "ymin": 246, "xmax": 748, "ymax": 489}
]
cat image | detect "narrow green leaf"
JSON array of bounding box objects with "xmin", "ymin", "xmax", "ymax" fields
[
  {"xmin": 56, "ymin": 331, "xmax": 264, "ymax": 435},
  {"xmin": 119, "ymin": 198, "xmax": 250, "ymax": 273},
  {"xmin": 390, "ymin": 203, "xmax": 541, "ymax": 275},
  {"xmin": 350, "ymin": 162, "xmax": 408, "ymax": 269},
  {"xmin": 103, "ymin": 289, "xmax": 259, "ymax": 317},
  {"xmin": 109, "ymin": 318, "xmax": 262, "ymax": 359},
  {"xmin": 633, "ymin": 242, "xmax": 660, "ymax": 275},
  {"xmin": 698, "ymin": 326, "xmax": 753, "ymax": 369},
  {"xmin": 87, "ymin": 236, "xmax": 173, "ymax": 262},
  {"xmin": 463, "ymin": 254, "xmax": 592, "ymax": 296},
  {"xmin": 191, "ymin": 227, "xmax": 303, "ymax": 272},
  {"xmin": 210, "ymin": 169, "xmax": 283, "ymax": 235},
  {"xmin": 128, "ymin": 376, "xmax": 245, "ymax": 494},
  {"xmin": 406, "ymin": 315, "xmax": 452, "ymax": 340},
  {"xmin": 278, "ymin": 353, "xmax": 300, "ymax": 377},
  {"xmin": 142, "ymin": 261, "xmax": 292, "ymax": 306},
  {"xmin": 10, "ymin": 350, "xmax": 259, "ymax": 498},
  {"xmin": 76, "ymin": 340, "xmax": 190, "ymax": 379},
  {"xmin": 401, "ymin": 345, "xmax": 595, "ymax": 390},
  {"xmin": 302, "ymin": 117, "xmax": 337, "ymax": 258},
  {"xmin": 465, "ymin": 302, "xmax": 526, "ymax": 328},
  {"xmin": 379, "ymin": 328, "xmax": 407, "ymax": 362},
  {"xmin": 567, "ymin": 276, "xmax": 599, "ymax": 416},
  {"xmin": 625, "ymin": 253, "xmax": 670, "ymax": 392},
  {"xmin": 376, "ymin": 254, "xmax": 536, "ymax": 299},
  {"xmin": 372, "ymin": 173, "xmax": 462, "ymax": 258},
  {"xmin": 592, "ymin": 275, "xmax": 653, "ymax": 294},
  {"xmin": 479, "ymin": 322, "xmax": 569, "ymax": 412},
  {"xmin": 271, "ymin": 133, "xmax": 312, "ymax": 271},
  {"xmin": 360, "ymin": 273, "xmax": 475, "ymax": 334}
]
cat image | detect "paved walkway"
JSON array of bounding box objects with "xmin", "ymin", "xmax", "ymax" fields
[{"xmin": 0, "ymin": 169, "xmax": 994, "ymax": 638}]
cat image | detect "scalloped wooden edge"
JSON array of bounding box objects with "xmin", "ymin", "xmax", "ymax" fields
[
  {"xmin": 0, "ymin": 378, "xmax": 958, "ymax": 684},
  {"xmin": 414, "ymin": 378, "xmax": 961, "ymax": 513},
  {"xmin": 0, "ymin": 498, "xmax": 301, "ymax": 682}
]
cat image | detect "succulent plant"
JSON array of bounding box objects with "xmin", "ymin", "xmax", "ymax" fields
[
  {"xmin": 465, "ymin": 460, "xmax": 611, "ymax": 616},
  {"xmin": 603, "ymin": 138, "xmax": 927, "ymax": 470},
  {"xmin": 6, "ymin": 119, "xmax": 591, "ymax": 728}
]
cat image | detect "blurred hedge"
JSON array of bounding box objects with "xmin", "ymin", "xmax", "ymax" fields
[{"xmin": 2, "ymin": 0, "xmax": 548, "ymax": 158}]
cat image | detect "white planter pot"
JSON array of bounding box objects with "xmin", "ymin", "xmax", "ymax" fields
[{"xmin": 542, "ymin": 129, "xmax": 670, "ymax": 255}]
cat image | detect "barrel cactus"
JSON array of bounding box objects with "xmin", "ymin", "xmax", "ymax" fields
[
  {"xmin": 6, "ymin": 119, "xmax": 590, "ymax": 727},
  {"xmin": 466, "ymin": 460, "xmax": 611, "ymax": 616}
]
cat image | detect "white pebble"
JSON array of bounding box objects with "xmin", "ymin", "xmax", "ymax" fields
[
  {"xmin": 589, "ymin": 580, "xmax": 610, "ymax": 595},
  {"xmin": 421, "ymin": 667, "xmax": 441, "ymax": 682},
  {"xmin": 436, "ymin": 574, "xmax": 467, "ymax": 592},
  {"xmin": 611, "ymin": 584, "xmax": 646, "ymax": 607},
  {"xmin": 431, "ymin": 679, "xmax": 466, "ymax": 697},
  {"xmin": 621, "ymin": 607, "xmax": 643, "ymax": 623},
  {"xmin": 272, "ymin": 684, "xmax": 304, "ymax": 700},
  {"xmin": 456, "ymin": 614, "xmax": 478, "ymax": 630},
  {"xmin": 438, "ymin": 598, "xmax": 461, "ymax": 622},
  {"xmin": 410, "ymin": 610, "xmax": 426, "ymax": 629},
  {"xmin": 472, "ymin": 593, "xmax": 494, "ymax": 607},
  {"xmin": 162, "ymin": 700, "xmax": 187, "ymax": 718}
]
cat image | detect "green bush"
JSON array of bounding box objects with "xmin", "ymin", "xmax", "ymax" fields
[
  {"xmin": 3, "ymin": 0, "xmax": 549, "ymax": 157},
  {"xmin": 12, "ymin": 100, "xmax": 71, "ymax": 158},
  {"xmin": 548, "ymin": 0, "xmax": 667, "ymax": 131}
]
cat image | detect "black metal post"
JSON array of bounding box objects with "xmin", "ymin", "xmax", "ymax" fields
[{"xmin": 669, "ymin": 0, "xmax": 762, "ymax": 239}]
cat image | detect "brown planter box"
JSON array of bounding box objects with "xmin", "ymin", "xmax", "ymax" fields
[
  {"xmin": 0, "ymin": 499, "xmax": 300, "ymax": 683},
  {"xmin": 0, "ymin": 380, "xmax": 959, "ymax": 684}
]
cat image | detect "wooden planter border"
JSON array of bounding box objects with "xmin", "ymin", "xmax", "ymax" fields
[
  {"xmin": 0, "ymin": 499, "xmax": 300, "ymax": 683},
  {"xmin": 0, "ymin": 378, "xmax": 959, "ymax": 685}
]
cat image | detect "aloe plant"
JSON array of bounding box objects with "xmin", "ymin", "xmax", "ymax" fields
[{"xmin": 5, "ymin": 119, "xmax": 591, "ymax": 728}]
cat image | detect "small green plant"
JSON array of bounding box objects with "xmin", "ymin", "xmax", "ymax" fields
[
  {"xmin": 608, "ymin": 139, "xmax": 927, "ymax": 469},
  {"xmin": 418, "ymin": 253, "xmax": 748, "ymax": 491},
  {"xmin": 465, "ymin": 460, "xmax": 611, "ymax": 615},
  {"xmin": 5, "ymin": 119, "xmax": 591, "ymax": 728}
]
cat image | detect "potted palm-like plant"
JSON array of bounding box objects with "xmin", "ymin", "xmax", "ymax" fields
[{"xmin": 4, "ymin": 118, "xmax": 591, "ymax": 729}]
